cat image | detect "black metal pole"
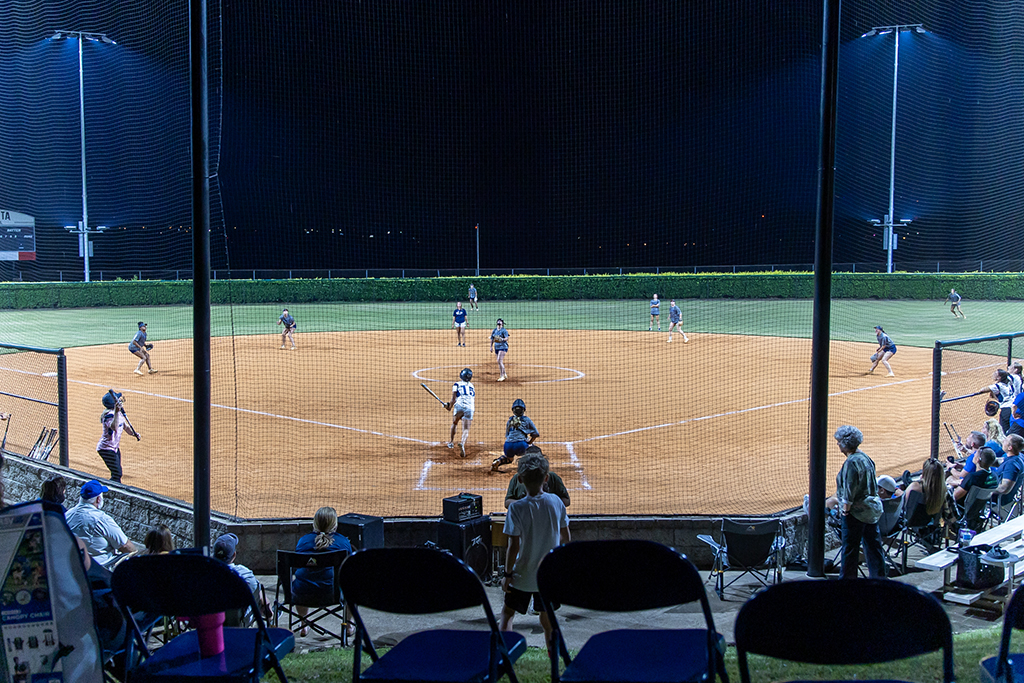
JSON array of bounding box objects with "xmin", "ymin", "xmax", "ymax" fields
[
  {"xmin": 190, "ymin": 0, "xmax": 212, "ymax": 552},
  {"xmin": 56, "ymin": 351, "xmax": 69, "ymax": 467},
  {"xmin": 931, "ymin": 342, "xmax": 943, "ymax": 461},
  {"xmin": 807, "ymin": 0, "xmax": 842, "ymax": 578}
]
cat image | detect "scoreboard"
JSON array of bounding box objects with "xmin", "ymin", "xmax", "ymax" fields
[{"xmin": 0, "ymin": 211, "xmax": 35, "ymax": 260}]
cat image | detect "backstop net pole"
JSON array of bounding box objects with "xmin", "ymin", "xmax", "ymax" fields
[
  {"xmin": 931, "ymin": 341, "xmax": 942, "ymax": 462},
  {"xmin": 56, "ymin": 351, "xmax": 69, "ymax": 466}
]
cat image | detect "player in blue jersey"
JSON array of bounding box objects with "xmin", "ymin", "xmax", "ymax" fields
[
  {"xmin": 468, "ymin": 284, "xmax": 479, "ymax": 311},
  {"xmin": 666, "ymin": 300, "xmax": 689, "ymax": 343},
  {"xmin": 490, "ymin": 318, "xmax": 510, "ymax": 382},
  {"xmin": 944, "ymin": 288, "xmax": 966, "ymax": 319},
  {"xmin": 649, "ymin": 294, "xmax": 660, "ymax": 331},
  {"xmin": 128, "ymin": 322, "xmax": 157, "ymax": 375},
  {"xmin": 277, "ymin": 308, "xmax": 297, "ymax": 350},
  {"xmin": 868, "ymin": 325, "xmax": 897, "ymax": 377},
  {"xmin": 452, "ymin": 302, "xmax": 468, "ymax": 346}
]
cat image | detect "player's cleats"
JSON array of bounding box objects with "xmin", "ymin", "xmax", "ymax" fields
[
  {"xmin": 148, "ymin": 369, "xmax": 158, "ymax": 374},
  {"xmin": 458, "ymin": 443, "xmax": 466, "ymax": 458},
  {"xmin": 648, "ymin": 327, "xmax": 652, "ymax": 331},
  {"xmin": 446, "ymin": 442, "xmax": 454, "ymax": 449},
  {"xmin": 134, "ymin": 369, "xmax": 143, "ymax": 375},
  {"xmin": 683, "ymin": 336, "xmax": 689, "ymax": 343},
  {"xmin": 280, "ymin": 345, "xmax": 286, "ymax": 349},
  {"xmin": 491, "ymin": 457, "xmax": 502, "ymax": 472},
  {"xmin": 667, "ymin": 337, "xmax": 672, "ymax": 343},
  {"xmin": 291, "ymin": 346, "xmax": 296, "ymax": 350},
  {"xmin": 497, "ymin": 375, "xmax": 506, "ymax": 382},
  {"xmin": 887, "ymin": 372, "xmax": 895, "ymax": 377}
]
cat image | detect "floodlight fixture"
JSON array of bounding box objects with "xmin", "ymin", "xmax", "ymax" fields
[{"xmin": 861, "ymin": 29, "xmax": 877, "ymax": 38}]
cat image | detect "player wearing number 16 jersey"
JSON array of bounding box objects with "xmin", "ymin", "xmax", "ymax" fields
[{"xmin": 446, "ymin": 368, "xmax": 476, "ymax": 457}]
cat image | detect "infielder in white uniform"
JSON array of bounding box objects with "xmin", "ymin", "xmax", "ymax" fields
[{"xmin": 446, "ymin": 367, "xmax": 476, "ymax": 458}]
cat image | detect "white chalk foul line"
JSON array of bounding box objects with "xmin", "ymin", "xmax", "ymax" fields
[{"xmin": 564, "ymin": 442, "xmax": 591, "ymax": 490}]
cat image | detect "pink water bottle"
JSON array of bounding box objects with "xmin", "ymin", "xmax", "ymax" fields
[{"xmin": 195, "ymin": 612, "xmax": 226, "ymax": 657}]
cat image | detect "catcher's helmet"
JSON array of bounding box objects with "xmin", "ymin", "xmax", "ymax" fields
[
  {"xmin": 512, "ymin": 398, "xmax": 526, "ymax": 415},
  {"xmin": 460, "ymin": 368, "xmax": 473, "ymax": 382},
  {"xmin": 101, "ymin": 391, "xmax": 122, "ymax": 409}
]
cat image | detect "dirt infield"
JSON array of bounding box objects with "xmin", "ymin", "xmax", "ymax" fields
[{"xmin": 0, "ymin": 330, "xmax": 957, "ymax": 518}]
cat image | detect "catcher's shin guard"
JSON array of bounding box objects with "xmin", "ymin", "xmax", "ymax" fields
[{"xmin": 491, "ymin": 455, "xmax": 512, "ymax": 471}]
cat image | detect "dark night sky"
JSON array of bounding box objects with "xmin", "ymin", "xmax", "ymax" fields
[{"xmin": 2, "ymin": 0, "xmax": 1023, "ymax": 278}]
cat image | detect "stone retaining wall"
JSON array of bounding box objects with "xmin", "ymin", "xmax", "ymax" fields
[{"xmin": 3, "ymin": 455, "xmax": 809, "ymax": 574}]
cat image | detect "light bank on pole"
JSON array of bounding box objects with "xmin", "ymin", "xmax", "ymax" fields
[{"xmin": 0, "ymin": 211, "xmax": 36, "ymax": 261}]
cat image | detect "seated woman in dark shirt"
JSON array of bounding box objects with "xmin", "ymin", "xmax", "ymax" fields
[{"xmin": 293, "ymin": 507, "xmax": 351, "ymax": 636}]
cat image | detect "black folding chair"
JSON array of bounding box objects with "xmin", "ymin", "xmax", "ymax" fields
[
  {"xmin": 338, "ymin": 547, "xmax": 525, "ymax": 683},
  {"xmin": 981, "ymin": 582, "xmax": 1024, "ymax": 682},
  {"xmin": 274, "ymin": 549, "xmax": 349, "ymax": 645},
  {"xmin": 877, "ymin": 496, "xmax": 905, "ymax": 575},
  {"xmin": 735, "ymin": 579, "xmax": 953, "ymax": 683},
  {"xmin": 990, "ymin": 470, "xmax": 1024, "ymax": 527},
  {"xmin": 895, "ymin": 489, "xmax": 944, "ymax": 573},
  {"xmin": 697, "ymin": 518, "xmax": 785, "ymax": 598},
  {"xmin": 958, "ymin": 485, "xmax": 999, "ymax": 532},
  {"xmin": 111, "ymin": 553, "xmax": 294, "ymax": 682},
  {"xmin": 537, "ymin": 540, "xmax": 728, "ymax": 683}
]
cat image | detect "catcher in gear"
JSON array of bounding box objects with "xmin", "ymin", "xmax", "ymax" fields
[
  {"xmin": 446, "ymin": 368, "xmax": 476, "ymax": 457},
  {"xmin": 128, "ymin": 321, "xmax": 157, "ymax": 376},
  {"xmin": 278, "ymin": 308, "xmax": 297, "ymax": 350},
  {"xmin": 490, "ymin": 318, "xmax": 510, "ymax": 381},
  {"xmin": 492, "ymin": 398, "xmax": 539, "ymax": 471}
]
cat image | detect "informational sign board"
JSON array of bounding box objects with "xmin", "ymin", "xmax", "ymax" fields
[{"xmin": 0, "ymin": 212, "xmax": 35, "ymax": 261}]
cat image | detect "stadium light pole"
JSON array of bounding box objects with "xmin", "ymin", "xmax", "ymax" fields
[
  {"xmin": 475, "ymin": 223, "xmax": 480, "ymax": 276},
  {"xmin": 861, "ymin": 24, "xmax": 924, "ymax": 273},
  {"xmin": 51, "ymin": 30, "xmax": 116, "ymax": 283}
]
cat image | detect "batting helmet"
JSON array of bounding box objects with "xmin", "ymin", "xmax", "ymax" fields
[
  {"xmin": 101, "ymin": 391, "xmax": 122, "ymax": 409},
  {"xmin": 985, "ymin": 400, "xmax": 999, "ymax": 417},
  {"xmin": 512, "ymin": 398, "xmax": 526, "ymax": 415},
  {"xmin": 460, "ymin": 368, "xmax": 473, "ymax": 382}
]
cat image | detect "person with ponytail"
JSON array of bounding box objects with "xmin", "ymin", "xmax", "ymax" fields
[{"xmin": 292, "ymin": 507, "xmax": 352, "ymax": 636}]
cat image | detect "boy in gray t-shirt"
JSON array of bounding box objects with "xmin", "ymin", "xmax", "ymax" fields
[{"xmin": 500, "ymin": 454, "xmax": 570, "ymax": 648}]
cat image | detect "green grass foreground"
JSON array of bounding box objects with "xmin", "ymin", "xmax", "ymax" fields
[{"xmin": 266, "ymin": 626, "xmax": 1003, "ymax": 683}]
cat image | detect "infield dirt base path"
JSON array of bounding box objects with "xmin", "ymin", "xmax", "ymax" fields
[{"xmin": 1, "ymin": 329, "xmax": 962, "ymax": 518}]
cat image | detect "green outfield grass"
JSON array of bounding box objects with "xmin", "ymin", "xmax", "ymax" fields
[{"xmin": 3, "ymin": 298, "xmax": 1022, "ymax": 350}]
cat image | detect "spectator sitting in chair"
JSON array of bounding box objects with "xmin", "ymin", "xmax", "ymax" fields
[
  {"xmin": 40, "ymin": 476, "xmax": 67, "ymax": 513},
  {"xmin": 953, "ymin": 448, "xmax": 998, "ymax": 503},
  {"xmin": 141, "ymin": 524, "xmax": 176, "ymax": 555},
  {"xmin": 985, "ymin": 419, "xmax": 1007, "ymax": 458},
  {"xmin": 995, "ymin": 434, "xmax": 1024, "ymax": 504},
  {"xmin": 876, "ymin": 475, "xmax": 903, "ymax": 500},
  {"xmin": 213, "ymin": 533, "xmax": 259, "ymax": 593},
  {"xmin": 904, "ymin": 458, "xmax": 948, "ymax": 519},
  {"xmin": 292, "ymin": 507, "xmax": 352, "ymax": 637},
  {"xmin": 947, "ymin": 431, "xmax": 987, "ymax": 486},
  {"xmin": 65, "ymin": 480, "xmax": 136, "ymax": 568}
]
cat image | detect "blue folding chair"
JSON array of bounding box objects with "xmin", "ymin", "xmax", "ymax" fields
[
  {"xmin": 111, "ymin": 553, "xmax": 294, "ymax": 682},
  {"xmin": 981, "ymin": 582, "xmax": 1024, "ymax": 682},
  {"xmin": 735, "ymin": 579, "xmax": 953, "ymax": 683},
  {"xmin": 338, "ymin": 546, "xmax": 525, "ymax": 683},
  {"xmin": 536, "ymin": 540, "xmax": 728, "ymax": 683}
]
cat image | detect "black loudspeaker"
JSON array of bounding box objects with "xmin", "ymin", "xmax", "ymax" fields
[
  {"xmin": 437, "ymin": 515, "xmax": 492, "ymax": 578},
  {"xmin": 337, "ymin": 513, "xmax": 385, "ymax": 550}
]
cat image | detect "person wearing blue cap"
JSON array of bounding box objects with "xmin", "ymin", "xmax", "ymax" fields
[
  {"xmin": 65, "ymin": 480, "xmax": 136, "ymax": 568},
  {"xmin": 96, "ymin": 391, "xmax": 138, "ymax": 483}
]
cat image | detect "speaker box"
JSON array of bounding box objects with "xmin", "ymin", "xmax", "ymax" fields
[
  {"xmin": 437, "ymin": 515, "xmax": 492, "ymax": 578},
  {"xmin": 337, "ymin": 513, "xmax": 385, "ymax": 550}
]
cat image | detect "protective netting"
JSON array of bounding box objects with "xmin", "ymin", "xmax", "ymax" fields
[
  {"xmin": 0, "ymin": 347, "xmax": 62, "ymax": 460},
  {"xmin": 935, "ymin": 336, "xmax": 1023, "ymax": 463},
  {"xmin": 2, "ymin": 1, "xmax": 1024, "ymax": 518}
]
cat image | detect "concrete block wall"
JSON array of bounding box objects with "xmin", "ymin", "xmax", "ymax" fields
[{"xmin": 3, "ymin": 454, "xmax": 811, "ymax": 575}]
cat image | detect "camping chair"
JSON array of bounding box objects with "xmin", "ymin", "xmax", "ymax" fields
[
  {"xmin": 877, "ymin": 496, "xmax": 906, "ymax": 575},
  {"xmin": 895, "ymin": 489, "xmax": 944, "ymax": 574},
  {"xmin": 536, "ymin": 540, "xmax": 728, "ymax": 683},
  {"xmin": 958, "ymin": 485, "xmax": 999, "ymax": 533},
  {"xmin": 338, "ymin": 546, "xmax": 525, "ymax": 683},
  {"xmin": 989, "ymin": 469, "xmax": 1024, "ymax": 527},
  {"xmin": 981, "ymin": 582, "xmax": 1024, "ymax": 682},
  {"xmin": 697, "ymin": 518, "xmax": 785, "ymax": 598},
  {"xmin": 735, "ymin": 579, "xmax": 954, "ymax": 683},
  {"xmin": 111, "ymin": 553, "xmax": 294, "ymax": 682},
  {"xmin": 274, "ymin": 549, "xmax": 350, "ymax": 645}
]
